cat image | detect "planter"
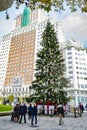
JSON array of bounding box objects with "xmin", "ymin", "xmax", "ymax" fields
[{"xmin": 0, "ymin": 111, "xmax": 12, "ymax": 116}]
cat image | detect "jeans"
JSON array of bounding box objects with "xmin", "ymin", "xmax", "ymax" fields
[
  {"xmin": 19, "ymin": 114, "xmax": 26, "ymax": 123},
  {"xmin": 31, "ymin": 115, "xmax": 37, "ymax": 125},
  {"xmin": 59, "ymin": 113, "xmax": 63, "ymax": 125}
]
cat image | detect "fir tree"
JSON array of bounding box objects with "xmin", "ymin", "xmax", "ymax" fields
[{"xmin": 30, "ymin": 21, "xmax": 70, "ymax": 104}]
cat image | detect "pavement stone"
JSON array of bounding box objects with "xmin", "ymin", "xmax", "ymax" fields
[{"xmin": 0, "ymin": 112, "xmax": 87, "ymax": 130}]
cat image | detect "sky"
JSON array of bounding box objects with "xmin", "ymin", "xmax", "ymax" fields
[{"xmin": 0, "ymin": 2, "xmax": 87, "ymax": 47}]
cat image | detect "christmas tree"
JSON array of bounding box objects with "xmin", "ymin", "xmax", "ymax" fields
[{"xmin": 29, "ymin": 21, "xmax": 70, "ymax": 104}]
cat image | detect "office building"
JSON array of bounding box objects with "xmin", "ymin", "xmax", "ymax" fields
[
  {"xmin": 0, "ymin": 7, "xmax": 66, "ymax": 98},
  {"xmin": 62, "ymin": 39, "xmax": 87, "ymax": 107}
]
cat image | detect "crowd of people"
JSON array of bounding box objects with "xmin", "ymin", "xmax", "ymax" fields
[
  {"xmin": 11, "ymin": 103, "xmax": 37, "ymax": 126},
  {"xmin": 11, "ymin": 101, "xmax": 85, "ymax": 126},
  {"xmin": 57, "ymin": 102, "xmax": 85, "ymax": 125}
]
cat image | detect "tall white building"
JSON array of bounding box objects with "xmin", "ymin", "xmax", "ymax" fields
[
  {"xmin": 62, "ymin": 39, "xmax": 87, "ymax": 107},
  {"xmin": 0, "ymin": 7, "xmax": 66, "ymax": 98},
  {"xmin": 1, "ymin": 7, "xmax": 87, "ymax": 107},
  {"xmin": 0, "ymin": 34, "xmax": 11, "ymax": 95}
]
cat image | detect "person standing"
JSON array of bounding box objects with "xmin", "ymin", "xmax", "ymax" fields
[
  {"xmin": 31, "ymin": 103, "xmax": 37, "ymax": 126},
  {"xmin": 14, "ymin": 103, "xmax": 20, "ymax": 122},
  {"xmin": 11, "ymin": 103, "xmax": 15, "ymax": 121},
  {"xmin": 19, "ymin": 103, "xmax": 27, "ymax": 123},
  {"xmin": 57, "ymin": 102, "xmax": 64, "ymax": 125},
  {"xmin": 79, "ymin": 102, "xmax": 84, "ymax": 116},
  {"xmin": 14, "ymin": 104, "xmax": 19, "ymax": 122},
  {"xmin": 28, "ymin": 104, "xmax": 32, "ymax": 119}
]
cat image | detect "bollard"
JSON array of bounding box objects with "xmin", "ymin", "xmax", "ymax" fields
[
  {"xmin": 39, "ymin": 109, "xmax": 41, "ymax": 116},
  {"xmin": 78, "ymin": 108, "xmax": 79, "ymax": 115},
  {"xmin": 50, "ymin": 109, "xmax": 53, "ymax": 117},
  {"xmin": 74, "ymin": 108, "xmax": 76, "ymax": 118},
  {"xmin": 79, "ymin": 108, "xmax": 82, "ymax": 117}
]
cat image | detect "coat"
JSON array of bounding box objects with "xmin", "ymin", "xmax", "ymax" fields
[
  {"xmin": 32, "ymin": 106, "xmax": 37, "ymax": 116},
  {"xmin": 57, "ymin": 104, "xmax": 64, "ymax": 115},
  {"xmin": 19, "ymin": 104, "xmax": 27, "ymax": 115}
]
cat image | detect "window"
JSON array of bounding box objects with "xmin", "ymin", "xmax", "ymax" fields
[
  {"xmin": 69, "ymin": 76, "xmax": 73, "ymax": 79},
  {"xmin": 68, "ymin": 52, "xmax": 72, "ymax": 55},
  {"xmin": 71, "ymin": 84, "xmax": 74, "ymax": 87},
  {"xmin": 68, "ymin": 66, "xmax": 72, "ymax": 69},
  {"xmin": 85, "ymin": 85, "xmax": 87, "ymax": 88},
  {"xmin": 68, "ymin": 61, "xmax": 72, "ymax": 64},
  {"xmin": 69, "ymin": 71, "xmax": 73, "ymax": 74},
  {"xmin": 67, "ymin": 47, "xmax": 71, "ymax": 50},
  {"xmin": 68, "ymin": 57, "xmax": 72, "ymax": 59},
  {"xmin": 81, "ymin": 84, "xmax": 84, "ymax": 88},
  {"xmin": 81, "ymin": 97, "xmax": 84, "ymax": 103}
]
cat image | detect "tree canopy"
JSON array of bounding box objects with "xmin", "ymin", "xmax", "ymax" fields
[
  {"xmin": 1, "ymin": 0, "xmax": 87, "ymax": 19},
  {"xmin": 15, "ymin": 0, "xmax": 87, "ymax": 12}
]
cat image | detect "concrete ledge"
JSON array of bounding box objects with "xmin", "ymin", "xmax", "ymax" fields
[{"xmin": 0, "ymin": 111, "xmax": 12, "ymax": 116}]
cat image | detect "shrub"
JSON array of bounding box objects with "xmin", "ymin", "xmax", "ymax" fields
[{"xmin": 0, "ymin": 104, "xmax": 12, "ymax": 112}]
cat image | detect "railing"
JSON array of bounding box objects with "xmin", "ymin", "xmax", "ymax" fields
[
  {"xmin": 38, "ymin": 107, "xmax": 82, "ymax": 118},
  {"xmin": 0, "ymin": 108, "xmax": 82, "ymax": 118},
  {"xmin": 69, "ymin": 107, "xmax": 82, "ymax": 117}
]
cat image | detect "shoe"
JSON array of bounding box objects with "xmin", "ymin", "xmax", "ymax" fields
[{"xmin": 59, "ymin": 122, "xmax": 63, "ymax": 125}]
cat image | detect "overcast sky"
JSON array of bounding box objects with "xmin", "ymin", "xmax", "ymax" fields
[
  {"xmin": 61, "ymin": 11, "xmax": 87, "ymax": 47},
  {"xmin": 0, "ymin": 3, "xmax": 87, "ymax": 47}
]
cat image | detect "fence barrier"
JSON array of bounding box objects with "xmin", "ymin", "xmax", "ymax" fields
[{"xmin": 38, "ymin": 107, "xmax": 82, "ymax": 118}]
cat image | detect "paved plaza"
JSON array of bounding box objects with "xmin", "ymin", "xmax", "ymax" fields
[{"xmin": 0, "ymin": 112, "xmax": 87, "ymax": 130}]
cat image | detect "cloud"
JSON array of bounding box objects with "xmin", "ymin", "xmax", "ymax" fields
[
  {"xmin": 61, "ymin": 11, "xmax": 87, "ymax": 42},
  {"xmin": 0, "ymin": 20, "xmax": 14, "ymax": 35},
  {"xmin": 0, "ymin": 12, "xmax": 15, "ymax": 39},
  {"xmin": 0, "ymin": 7, "xmax": 87, "ymax": 47},
  {"xmin": 0, "ymin": 3, "xmax": 24, "ymax": 39}
]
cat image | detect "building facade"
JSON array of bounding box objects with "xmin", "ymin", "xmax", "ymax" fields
[
  {"xmin": 0, "ymin": 7, "xmax": 66, "ymax": 98},
  {"xmin": 62, "ymin": 39, "xmax": 87, "ymax": 107},
  {"xmin": 1, "ymin": 7, "xmax": 87, "ymax": 107}
]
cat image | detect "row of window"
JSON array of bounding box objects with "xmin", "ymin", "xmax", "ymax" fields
[
  {"xmin": 68, "ymin": 56, "xmax": 85, "ymax": 61},
  {"xmin": 68, "ymin": 69, "xmax": 87, "ymax": 74},
  {"xmin": 78, "ymin": 84, "xmax": 87, "ymax": 88},
  {"xmin": 78, "ymin": 97, "xmax": 87, "ymax": 104},
  {"xmin": 12, "ymin": 25, "xmax": 36, "ymax": 37},
  {"xmin": 77, "ymin": 77, "xmax": 87, "ymax": 80},
  {"xmin": 77, "ymin": 72, "xmax": 87, "ymax": 75},
  {"xmin": 3, "ymin": 87, "xmax": 30, "ymax": 94},
  {"xmin": 68, "ymin": 52, "xmax": 85, "ymax": 57}
]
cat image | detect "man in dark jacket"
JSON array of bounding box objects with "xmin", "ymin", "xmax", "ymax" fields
[
  {"xmin": 13, "ymin": 103, "xmax": 20, "ymax": 122},
  {"xmin": 19, "ymin": 103, "xmax": 27, "ymax": 123},
  {"xmin": 28, "ymin": 104, "xmax": 32, "ymax": 119},
  {"xmin": 57, "ymin": 102, "xmax": 64, "ymax": 125},
  {"xmin": 31, "ymin": 103, "xmax": 37, "ymax": 126}
]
